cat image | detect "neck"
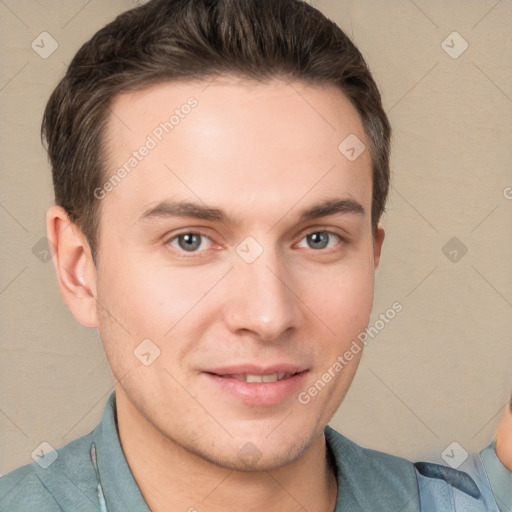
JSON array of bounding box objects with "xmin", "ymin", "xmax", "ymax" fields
[{"xmin": 115, "ymin": 389, "xmax": 338, "ymax": 512}]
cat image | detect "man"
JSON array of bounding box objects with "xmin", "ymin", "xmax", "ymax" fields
[
  {"xmin": 442, "ymin": 395, "xmax": 512, "ymax": 512},
  {"xmin": 478, "ymin": 397, "xmax": 512, "ymax": 512},
  {"xmin": 0, "ymin": 0, "xmax": 502, "ymax": 510}
]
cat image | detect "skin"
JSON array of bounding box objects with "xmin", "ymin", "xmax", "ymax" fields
[
  {"xmin": 47, "ymin": 77, "xmax": 385, "ymax": 512},
  {"xmin": 495, "ymin": 401, "xmax": 512, "ymax": 471}
]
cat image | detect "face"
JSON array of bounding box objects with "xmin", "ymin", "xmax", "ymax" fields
[
  {"xmin": 94, "ymin": 77, "xmax": 383, "ymax": 470},
  {"xmin": 495, "ymin": 399, "xmax": 512, "ymax": 470}
]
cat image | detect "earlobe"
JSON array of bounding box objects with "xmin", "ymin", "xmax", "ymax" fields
[
  {"xmin": 373, "ymin": 226, "xmax": 385, "ymax": 269},
  {"xmin": 46, "ymin": 205, "xmax": 99, "ymax": 328}
]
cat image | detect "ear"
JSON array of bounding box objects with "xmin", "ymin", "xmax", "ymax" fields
[
  {"xmin": 46, "ymin": 205, "xmax": 98, "ymax": 328},
  {"xmin": 372, "ymin": 225, "xmax": 385, "ymax": 269}
]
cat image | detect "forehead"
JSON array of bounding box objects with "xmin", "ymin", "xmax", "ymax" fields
[{"xmin": 101, "ymin": 77, "xmax": 372, "ymax": 226}]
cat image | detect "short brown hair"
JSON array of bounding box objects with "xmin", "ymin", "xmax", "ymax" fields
[{"xmin": 42, "ymin": 0, "xmax": 391, "ymax": 260}]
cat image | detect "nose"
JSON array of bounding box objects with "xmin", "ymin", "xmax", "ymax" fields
[{"xmin": 222, "ymin": 246, "xmax": 300, "ymax": 341}]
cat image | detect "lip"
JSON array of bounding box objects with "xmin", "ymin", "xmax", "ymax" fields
[{"xmin": 202, "ymin": 364, "xmax": 309, "ymax": 406}]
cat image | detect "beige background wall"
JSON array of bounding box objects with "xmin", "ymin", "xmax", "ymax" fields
[{"xmin": 1, "ymin": 0, "xmax": 511, "ymax": 475}]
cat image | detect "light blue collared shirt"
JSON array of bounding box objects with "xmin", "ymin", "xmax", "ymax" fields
[
  {"xmin": 0, "ymin": 393, "xmax": 504, "ymax": 511},
  {"xmin": 481, "ymin": 440, "xmax": 512, "ymax": 512}
]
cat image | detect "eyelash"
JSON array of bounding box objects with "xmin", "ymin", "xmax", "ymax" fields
[
  {"xmin": 296, "ymin": 229, "xmax": 343, "ymax": 250},
  {"xmin": 165, "ymin": 228, "xmax": 346, "ymax": 256}
]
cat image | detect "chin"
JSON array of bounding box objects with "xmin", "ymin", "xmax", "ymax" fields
[{"xmin": 200, "ymin": 436, "xmax": 313, "ymax": 472}]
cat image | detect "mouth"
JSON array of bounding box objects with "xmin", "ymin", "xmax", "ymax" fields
[
  {"xmin": 202, "ymin": 365, "xmax": 308, "ymax": 406},
  {"xmin": 214, "ymin": 372, "xmax": 298, "ymax": 383}
]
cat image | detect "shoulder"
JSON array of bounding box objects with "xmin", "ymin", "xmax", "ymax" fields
[
  {"xmin": 325, "ymin": 425, "xmax": 416, "ymax": 476},
  {"xmin": 0, "ymin": 433, "xmax": 98, "ymax": 512},
  {"xmin": 325, "ymin": 427, "xmax": 499, "ymax": 512},
  {"xmin": 414, "ymin": 454, "xmax": 500, "ymax": 511},
  {"xmin": 0, "ymin": 464, "xmax": 61, "ymax": 511},
  {"xmin": 325, "ymin": 426, "xmax": 421, "ymax": 511}
]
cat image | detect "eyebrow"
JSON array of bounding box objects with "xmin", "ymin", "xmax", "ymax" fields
[{"xmin": 137, "ymin": 198, "xmax": 365, "ymax": 224}]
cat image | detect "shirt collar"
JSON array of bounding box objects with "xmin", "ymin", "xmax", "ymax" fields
[
  {"xmin": 92, "ymin": 393, "xmax": 151, "ymax": 512},
  {"xmin": 325, "ymin": 425, "xmax": 419, "ymax": 511},
  {"xmin": 480, "ymin": 441, "xmax": 512, "ymax": 512},
  {"xmin": 93, "ymin": 394, "xmax": 419, "ymax": 512}
]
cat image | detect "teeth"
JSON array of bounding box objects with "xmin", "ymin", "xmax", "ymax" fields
[
  {"xmin": 246, "ymin": 374, "xmax": 265, "ymax": 383},
  {"xmin": 227, "ymin": 373, "xmax": 291, "ymax": 383}
]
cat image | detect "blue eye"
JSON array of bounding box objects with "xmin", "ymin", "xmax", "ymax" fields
[
  {"xmin": 298, "ymin": 231, "xmax": 341, "ymax": 250},
  {"xmin": 169, "ymin": 233, "xmax": 212, "ymax": 252},
  {"xmin": 167, "ymin": 230, "xmax": 343, "ymax": 255}
]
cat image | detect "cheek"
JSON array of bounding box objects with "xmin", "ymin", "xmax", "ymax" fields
[
  {"xmin": 96, "ymin": 250, "xmax": 227, "ymax": 341},
  {"xmin": 304, "ymin": 259, "xmax": 375, "ymax": 337}
]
